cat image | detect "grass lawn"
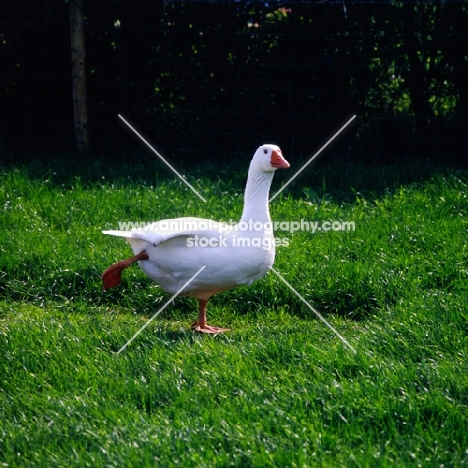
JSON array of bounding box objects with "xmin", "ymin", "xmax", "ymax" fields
[{"xmin": 0, "ymin": 152, "xmax": 467, "ymax": 467}]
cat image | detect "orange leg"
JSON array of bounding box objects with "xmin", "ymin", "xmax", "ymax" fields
[
  {"xmin": 102, "ymin": 250, "xmax": 149, "ymax": 291},
  {"xmin": 191, "ymin": 299, "xmax": 230, "ymax": 334}
]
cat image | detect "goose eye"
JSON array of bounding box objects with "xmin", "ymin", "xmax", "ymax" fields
[{"xmin": 263, "ymin": 149, "xmax": 268, "ymax": 154}]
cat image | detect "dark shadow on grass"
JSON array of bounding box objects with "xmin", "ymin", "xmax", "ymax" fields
[
  {"xmin": 277, "ymin": 157, "xmax": 468, "ymax": 205},
  {"xmin": 2, "ymin": 150, "xmax": 466, "ymax": 204},
  {"xmin": 214, "ymin": 282, "xmax": 383, "ymax": 321},
  {"xmin": 0, "ymin": 150, "xmax": 249, "ymax": 192}
]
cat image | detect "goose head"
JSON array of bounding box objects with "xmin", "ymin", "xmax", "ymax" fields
[
  {"xmin": 250, "ymin": 144, "xmax": 290, "ymax": 173},
  {"xmin": 241, "ymin": 144, "xmax": 290, "ymax": 224}
]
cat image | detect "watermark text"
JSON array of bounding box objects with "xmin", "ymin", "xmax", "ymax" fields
[{"xmin": 116, "ymin": 219, "xmax": 355, "ymax": 234}]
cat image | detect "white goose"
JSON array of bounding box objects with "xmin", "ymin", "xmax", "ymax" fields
[{"xmin": 102, "ymin": 144, "xmax": 290, "ymax": 333}]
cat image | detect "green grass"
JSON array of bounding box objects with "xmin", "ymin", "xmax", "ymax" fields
[{"xmin": 0, "ymin": 153, "xmax": 467, "ymax": 467}]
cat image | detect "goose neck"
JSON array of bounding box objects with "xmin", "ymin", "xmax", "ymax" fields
[{"xmin": 240, "ymin": 170, "xmax": 274, "ymax": 224}]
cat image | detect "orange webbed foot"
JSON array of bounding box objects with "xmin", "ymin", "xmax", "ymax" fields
[{"xmin": 102, "ymin": 250, "xmax": 149, "ymax": 291}]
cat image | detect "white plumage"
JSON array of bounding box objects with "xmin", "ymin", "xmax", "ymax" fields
[{"xmin": 102, "ymin": 144, "xmax": 290, "ymax": 333}]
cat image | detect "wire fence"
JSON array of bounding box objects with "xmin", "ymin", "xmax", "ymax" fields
[{"xmin": 1, "ymin": 0, "xmax": 467, "ymax": 161}]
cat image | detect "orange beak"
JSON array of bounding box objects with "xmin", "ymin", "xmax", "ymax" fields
[{"xmin": 271, "ymin": 149, "xmax": 290, "ymax": 169}]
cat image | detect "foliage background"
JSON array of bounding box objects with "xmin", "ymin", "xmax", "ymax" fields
[{"xmin": 1, "ymin": 0, "xmax": 468, "ymax": 160}]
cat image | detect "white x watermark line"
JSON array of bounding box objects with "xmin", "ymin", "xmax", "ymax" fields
[
  {"xmin": 118, "ymin": 114, "xmax": 207, "ymax": 202},
  {"xmin": 115, "ymin": 112, "xmax": 357, "ymax": 351},
  {"xmin": 269, "ymin": 114, "xmax": 356, "ymax": 202},
  {"xmin": 271, "ymin": 267, "xmax": 357, "ymax": 354},
  {"xmin": 115, "ymin": 266, "xmax": 206, "ymax": 354}
]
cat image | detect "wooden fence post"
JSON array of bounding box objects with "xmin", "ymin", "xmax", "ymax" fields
[{"xmin": 69, "ymin": 0, "xmax": 88, "ymax": 153}]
